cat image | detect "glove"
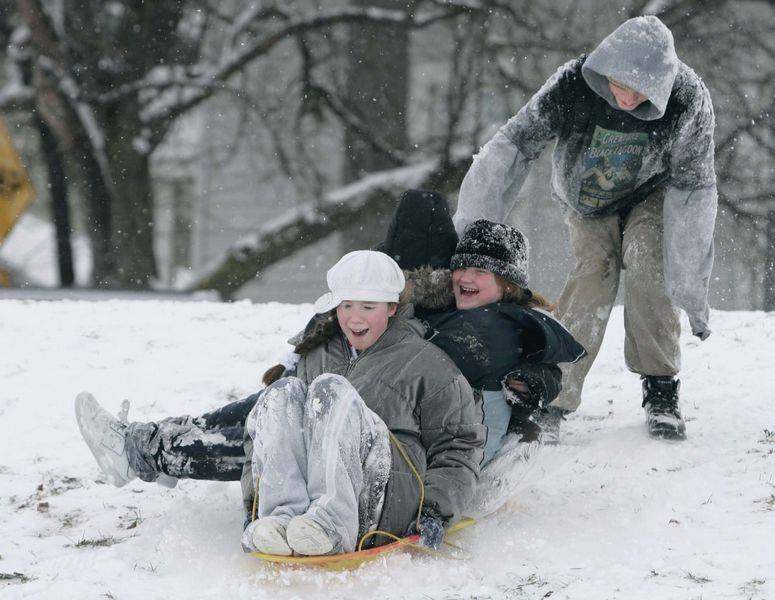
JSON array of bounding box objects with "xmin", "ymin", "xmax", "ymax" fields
[
  {"xmin": 241, "ymin": 520, "xmax": 260, "ymax": 553},
  {"xmin": 503, "ymin": 377, "xmax": 531, "ymax": 404},
  {"xmin": 502, "ymin": 363, "xmax": 562, "ymax": 409},
  {"xmin": 416, "ymin": 512, "xmax": 445, "ymax": 550}
]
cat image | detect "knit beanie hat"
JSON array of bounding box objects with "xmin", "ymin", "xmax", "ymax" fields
[
  {"xmin": 313, "ymin": 250, "xmax": 405, "ymax": 313},
  {"xmin": 376, "ymin": 189, "xmax": 458, "ymax": 270},
  {"xmin": 450, "ymin": 220, "xmax": 529, "ymax": 287}
]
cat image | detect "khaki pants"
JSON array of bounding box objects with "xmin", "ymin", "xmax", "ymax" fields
[{"xmin": 552, "ymin": 189, "xmax": 680, "ymax": 412}]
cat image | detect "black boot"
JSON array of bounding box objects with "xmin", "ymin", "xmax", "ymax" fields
[{"xmin": 642, "ymin": 376, "xmax": 686, "ymax": 440}]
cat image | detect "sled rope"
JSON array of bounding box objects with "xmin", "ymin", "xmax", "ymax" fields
[{"xmin": 356, "ymin": 430, "xmax": 425, "ymax": 552}]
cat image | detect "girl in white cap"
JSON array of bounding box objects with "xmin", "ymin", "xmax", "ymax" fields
[
  {"xmin": 237, "ymin": 250, "xmax": 483, "ymax": 556},
  {"xmin": 74, "ymin": 217, "xmax": 582, "ymax": 547}
]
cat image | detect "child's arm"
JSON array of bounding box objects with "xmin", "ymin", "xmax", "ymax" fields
[
  {"xmin": 503, "ymin": 363, "xmax": 563, "ymax": 409},
  {"xmin": 419, "ymin": 374, "xmax": 485, "ymax": 526}
]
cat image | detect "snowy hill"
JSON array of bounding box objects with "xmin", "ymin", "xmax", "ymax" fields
[{"xmin": 1, "ymin": 300, "xmax": 773, "ymax": 599}]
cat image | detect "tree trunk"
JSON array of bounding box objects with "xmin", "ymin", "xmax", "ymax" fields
[
  {"xmin": 764, "ymin": 210, "xmax": 775, "ymax": 311},
  {"xmin": 34, "ymin": 112, "xmax": 74, "ymax": 286},
  {"xmin": 341, "ymin": 0, "xmax": 410, "ymax": 251},
  {"xmin": 16, "ymin": 32, "xmax": 74, "ymax": 287},
  {"xmin": 105, "ymin": 109, "xmax": 157, "ymax": 288},
  {"xmin": 18, "ymin": 0, "xmax": 117, "ymax": 287},
  {"xmin": 71, "ymin": 140, "xmax": 115, "ymax": 287},
  {"xmin": 343, "ymin": 0, "xmax": 409, "ymax": 182}
]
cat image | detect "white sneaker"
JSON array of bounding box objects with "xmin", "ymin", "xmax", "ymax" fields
[
  {"xmin": 245, "ymin": 516, "xmax": 292, "ymax": 555},
  {"xmin": 74, "ymin": 392, "xmax": 136, "ymax": 487},
  {"xmin": 286, "ymin": 514, "xmax": 336, "ymax": 556}
]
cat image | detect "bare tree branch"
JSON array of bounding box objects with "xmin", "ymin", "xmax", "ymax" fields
[
  {"xmin": 139, "ymin": 5, "xmax": 473, "ymax": 130},
  {"xmin": 188, "ymin": 155, "xmax": 472, "ymax": 298},
  {"xmin": 309, "ymin": 83, "xmax": 409, "ymax": 166}
]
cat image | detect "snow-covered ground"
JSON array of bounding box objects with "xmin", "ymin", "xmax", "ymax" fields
[{"xmin": 1, "ymin": 300, "xmax": 773, "ymax": 599}]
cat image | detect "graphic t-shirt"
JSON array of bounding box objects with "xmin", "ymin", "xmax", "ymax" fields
[
  {"xmin": 578, "ymin": 125, "xmax": 648, "ymax": 210},
  {"xmin": 501, "ymin": 56, "xmax": 714, "ymax": 217}
]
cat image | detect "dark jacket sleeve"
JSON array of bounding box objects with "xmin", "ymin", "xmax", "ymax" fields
[
  {"xmin": 503, "ymin": 362, "xmax": 563, "ymax": 409},
  {"xmin": 500, "ymin": 57, "xmax": 580, "ymax": 159},
  {"xmin": 419, "ymin": 373, "xmax": 485, "ymax": 525}
]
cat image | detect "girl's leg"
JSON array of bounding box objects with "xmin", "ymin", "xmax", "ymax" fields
[
  {"xmin": 481, "ymin": 390, "xmax": 512, "ymax": 466},
  {"xmin": 296, "ymin": 374, "xmax": 391, "ymax": 553},
  {"xmin": 248, "ymin": 378, "xmax": 310, "ymax": 523},
  {"xmin": 468, "ymin": 434, "xmax": 541, "ymax": 518},
  {"xmin": 125, "ymin": 393, "xmax": 260, "ymax": 482},
  {"xmin": 75, "ymin": 392, "xmax": 258, "ymax": 487}
]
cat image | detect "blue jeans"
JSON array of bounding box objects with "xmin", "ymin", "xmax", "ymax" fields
[{"xmin": 482, "ymin": 390, "xmax": 511, "ymax": 465}]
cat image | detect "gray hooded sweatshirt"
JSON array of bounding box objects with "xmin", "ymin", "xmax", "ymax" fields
[{"xmin": 454, "ymin": 16, "xmax": 717, "ymax": 338}]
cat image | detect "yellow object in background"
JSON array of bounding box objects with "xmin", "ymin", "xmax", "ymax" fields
[{"xmin": 0, "ymin": 116, "xmax": 35, "ymax": 245}]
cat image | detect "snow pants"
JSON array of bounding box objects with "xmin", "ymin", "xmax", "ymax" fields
[
  {"xmin": 246, "ymin": 375, "xmax": 391, "ymax": 553},
  {"xmin": 553, "ymin": 187, "xmax": 681, "ymax": 412},
  {"xmin": 125, "ymin": 393, "xmax": 258, "ymax": 482}
]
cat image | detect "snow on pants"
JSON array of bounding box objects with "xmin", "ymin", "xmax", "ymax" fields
[
  {"xmin": 247, "ymin": 375, "xmax": 391, "ymax": 553},
  {"xmin": 125, "ymin": 393, "xmax": 258, "ymax": 482},
  {"xmin": 552, "ymin": 187, "xmax": 681, "ymax": 412}
]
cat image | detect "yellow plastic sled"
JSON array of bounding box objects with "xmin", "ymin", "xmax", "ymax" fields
[{"xmin": 251, "ymin": 517, "xmax": 476, "ymax": 571}]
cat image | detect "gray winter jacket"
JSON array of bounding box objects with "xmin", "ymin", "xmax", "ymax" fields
[
  {"xmin": 454, "ymin": 16, "xmax": 717, "ymax": 338},
  {"xmin": 241, "ymin": 313, "xmax": 485, "ymax": 541}
]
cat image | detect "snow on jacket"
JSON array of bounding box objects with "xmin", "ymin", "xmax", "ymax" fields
[
  {"xmin": 405, "ymin": 268, "xmax": 586, "ymax": 407},
  {"xmin": 240, "ymin": 313, "xmax": 485, "ymax": 541},
  {"xmin": 453, "ymin": 16, "xmax": 717, "ymax": 339}
]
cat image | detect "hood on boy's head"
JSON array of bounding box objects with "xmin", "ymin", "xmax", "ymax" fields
[{"xmin": 582, "ymin": 16, "xmax": 679, "ymax": 121}]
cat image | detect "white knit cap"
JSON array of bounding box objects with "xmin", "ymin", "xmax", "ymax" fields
[{"xmin": 313, "ymin": 250, "xmax": 405, "ymax": 314}]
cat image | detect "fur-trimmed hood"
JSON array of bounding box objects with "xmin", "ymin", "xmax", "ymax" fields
[{"xmin": 402, "ymin": 267, "xmax": 456, "ymax": 312}]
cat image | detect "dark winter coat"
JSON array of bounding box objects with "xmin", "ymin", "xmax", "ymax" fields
[
  {"xmin": 241, "ymin": 314, "xmax": 485, "ymax": 542},
  {"xmin": 405, "ymin": 268, "xmax": 585, "ymax": 411},
  {"xmin": 454, "ymin": 16, "xmax": 717, "ymax": 338}
]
